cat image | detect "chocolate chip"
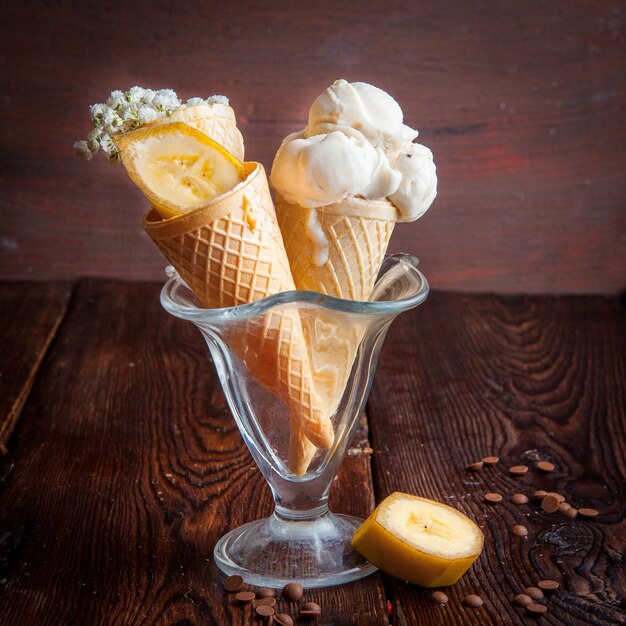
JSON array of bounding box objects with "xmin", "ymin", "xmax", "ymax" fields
[
  {"xmin": 482, "ymin": 456, "xmax": 499, "ymax": 465},
  {"xmin": 511, "ymin": 493, "xmax": 529, "ymax": 505},
  {"xmin": 223, "ymin": 574, "xmax": 244, "ymax": 592},
  {"xmin": 547, "ymin": 492, "xmax": 565, "ymax": 502},
  {"xmin": 533, "ymin": 490, "xmax": 548, "ymax": 500},
  {"xmin": 467, "ymin": 461, "xmax": 484, "ymax": 471},
  {"xmin": 524, "ymin": 587, "xmax": 544, "ymax": 601},
  {"xmin": 463, "ymin": 594, "xmax": 484, "ymax": 608},
  {"xmin": 558, "ymin": 502, "xmax": 572, "ymax": 513},
  {"xmin": 300, "ymin": 601, "xmax": 322, "ymax": 618},
  {"xmin": 257, "ymin": 587, "xmax": 277, "ymax": 599},
  {"xmin": 526, "ymin": 603, "xmax": 548, "ymax": 614},
  {"xmin": 509, "ymin": 465, "xmax": 529, "ymax": 475},
  {"xmin": 538, "ymin": 580, "xmax": 559, "ymax": 591},
  {"xmin": 513, "ymin": 593, "xmax": 533, "ymax": 607},
  {"xmin": 273, "ymin": 614, "xmax": 294, "ymax": 626},
  {"xmin": 512, "ymin": 525, "xmax": 528, "ymax": 537},
  {"xmin": 541, "ymin": 495, "xmax": 560, "ymax": 513},
  {"xmin": 256, "ymin": 605, "xmax": 276, "ymax": 618},
  {"xmin": 564, "ymin": 507, "xmax": 578, "ymax": 518},
  {"xmin": 235, "ymin": 590, "xmax": 255, "ymax": 603},
  {"xmin": 484, "ymin": 492, "xmax": 503, "ymax": 503},
  {"xmin": 537, "ymin": 461, "xmax": 555, "ymax": 472},
  {"xmin": 431, "ymin": 591, "xmax": 448, "ymax": 604},
  {"xmin": 257, "ymin": 597, "xmax": 277, "ymax": 607},
  {"xmin": 282, "ymin": 582, "xmax": 303, "ymax": 602},
  {"xmin": 579, "ymin": 508, "xmax": 599, "ymax": 518}
]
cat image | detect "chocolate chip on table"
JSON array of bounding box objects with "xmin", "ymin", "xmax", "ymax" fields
[
  {"xmin": 273, "ymin": 614, "xmax": 294, "ymax": 626},
  {"xmin": 482, "ymin": 456, "xmax": 500, "ymax": 465},
  {"xmin": 509, "ymin": 465, "xmax": 529, "ymax": 476},
  {"xmin": 462, "ymin": 594, "xmax": 484, "ymax": 608},
  {"xmin": 579, "ymin": 507, "xmax": 599, "ymax": 518},
  {"xmin": 533, "ymin": 490, "xmax": 548, "ymax": 500},
  {"xmin": 467, "ymin": 461, "xmax": 484, "ymax": 471},
  {"xmin": 235, "ymin": 590, "xmax": 255, "ymax": 603},
  {"xmin": 541, "ymin": 494, "xmax": 561, "ymax": 513},
  {"xmin": 512, "ymin": 524, "xmax": 528, "ymax": 537},
  {"xmin": 282, "ymin": 582, "xmax": 304, "ymax": 602},
  {"xmin": 257, "ymin": 597, "xmax": 277, "ymax": 607},
  {"xmin": 257, "ymin": 587, "xmax": 277, "ymax": 599},
  {"xmin": 537, "ymin": 461, "xmax": 555, "ymax": 472},
  {"xmin": 526, "ymin": 603, "xmax": 548, "ymax": 615},
  {"xmin": 300, "ymin": 601, "xmax": 322, "ymax": 618},
  {"xmin": 256, "ymin": 604, "xmax": 276, "ymax": 618},
  {"xmin": 484, "ymin": 492, "xmax": 503, "ymax": 503},
  {"xmin": 558, "ymin": 502, "xmax": 572, "ymax": 513},
  {"xmin": 547, "ymin": 492, "xmax": 565, "ymax": 503},
  {"xmin": 513, "ymin": 593, "xmax": 533, "ymax": 607},
  {"xmin": 511, "ymin": 493, "xmax": 529, "ymax": 505},
  {"xmin": 564, "ymin": 507, "xmax": 579, "ymax": 518},
  {"xmin": 223, "ymin": 574, "xmax": 244, "ymax": 592},
  {"xmin": 537, "ymin": 580, "xmax": 560, "ymax": 591},
  {"xmin": 524, "ymin": 587, "xmax": 544, "ymax": 601},
  {"xmin": 430, "ymin": 591, "xmax": 449, "ymax": 604}
]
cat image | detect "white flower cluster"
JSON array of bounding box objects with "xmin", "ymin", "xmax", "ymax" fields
[{"xmin": 74, "ymin": 86, "xmax": 229, "ymax": 161}]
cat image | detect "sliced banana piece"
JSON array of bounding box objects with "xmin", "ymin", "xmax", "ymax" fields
[
  {"xmin": 351, "ymin": 492, "xmax": 483, "ymax": 587},
  {"xmin": 114, "ymin": 122, "xmax": 246, "ymax": 219}
]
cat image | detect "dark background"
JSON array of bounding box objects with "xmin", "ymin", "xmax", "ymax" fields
[{"xmin": 1, "ymin": 0, "xmax": 625, "ymax": 293}]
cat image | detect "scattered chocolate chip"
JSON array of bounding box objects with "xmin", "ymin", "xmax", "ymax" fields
[
  {"xmin": 482, "ymin": 456, "xmax": 500, "ymax": 465},
  {"xmin": 513, "ymin": 593, "xmax": 533, "ymax": 607},
  {"xmin": 524, "ymin": 587, "xmax": 544, "ymax": 601},
  {"xmin": 223, "ymin": 574, "xmax": 244, "ymax": 592},
  {"xmin": 235, "ymin": 590, "xmax": 255, "ymax": 603},
  {"xmin": 484, "ymin": 492, "xmax": 503, "ymax": 503},
  {"xmin": 467, "ymin": 461, "xmax": 484, "ymax": 471},
  {"xmin": 431, "ymin": 591, "xmax": 449, "ymax": 604},
  {"xmin": 579, "ymin": 508, "xmax": 599, "ymax": 518},
  {"xmin": 547, "ymin": 492, "xmax": 565, "ymax": 503},
  {"xmin": 541, "ymin": 495, "xmax": 561, "ymax": 513},
  {"xmin": 526, "ymin": 603, "xmax": 548, "ymax": 615},
  {"xmin": 282, "ymin": 582, "xmax": 304, "ymax": 602},
  {"xmin": 274, "ymin": 614, "xmax": 294, "ymax": 626},
  {"xmin": 257, "ymin": 597, "xmax": 277, "ymax": 607},
  {"xmin": 538, "ymin": 580, "xmax": 559, "ymax": 591},
  {"xmin": 564, "ymin": 507, "xmax": 579, "ymax": 518},
  {"xmin": 512, "ymin": 524, "xmax": 528, "ymax": 537},
  {"xmin": 533, "ymin": 490, "xmax": 548, "ymax": 500},
  {"xmin": 256, "ymin": 605, "xmax": 276, "ymax": 618},
  {"xmin": 511, "ymin": 493, "xmax": 529, "ymax": 505},
  {"xmin": 537, "ymin": 461, "xmax": 555, "ymax": 472},
  {"xmin": 300, "ymin": 601, "xmax": 322, "ymax": 618},
  {"xmin": 509, "ymin": 465, "xmax": 529, "ymax": 475},
  {"xmin": 463, "ymin": 594, "xmax": 484, "ymax": 608},
  {"xmin": 257, "ymin": 588, "xmax": 277, "ymax": 599},
  {"xmin": 558, "ymin": 502, "xmax": 572, "ymax": 513}
]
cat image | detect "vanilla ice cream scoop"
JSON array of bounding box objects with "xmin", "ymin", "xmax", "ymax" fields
[{"xmin": 270, "ymin": 79, "xmax": 437, "ymax": 222}]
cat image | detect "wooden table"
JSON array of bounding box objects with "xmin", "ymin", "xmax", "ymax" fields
[{"xmin": 0, "ymin": 280, "xmax": 624, "ymax": 625}]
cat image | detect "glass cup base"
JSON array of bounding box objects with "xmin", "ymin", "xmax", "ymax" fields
[{"xmin": 213, "ymin": 511, "xmax": 378, "ymax": 588}]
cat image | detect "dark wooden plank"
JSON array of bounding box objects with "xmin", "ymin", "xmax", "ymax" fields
[
  {"xmin": 367, "ymin": 292, "xmax": 626, "ymax": 625},
  {"xmin": 0, "ymin": 279, "xmax": 388, "ymax": 625},
  {"xmin": 0, "ymin": 281, "xmax": 73, "ymax": 454},
  {"xmin": 1, "ymin": 1, "xmax": 625, "ymax": 293}
]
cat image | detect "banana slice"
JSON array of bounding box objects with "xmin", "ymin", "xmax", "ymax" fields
[
  {"xmin": 114, "ymin": 122, "xmax": 246, "ymax": 219},
  {"xmin": 351, "ymin": 492, "xmax": 483, "ymax": 587}
]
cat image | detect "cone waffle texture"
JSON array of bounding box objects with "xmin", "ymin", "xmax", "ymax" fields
[
  {"xmin": 276, "ymin": 194, "xmax": 398, "ymax": 415},
  {"xmin": 150, "ymin": 103, "xmax": 245, "ymax": 162},
  {"xmin": 143, "ymin": 163, "xmax": 331, "ymax": 474}
]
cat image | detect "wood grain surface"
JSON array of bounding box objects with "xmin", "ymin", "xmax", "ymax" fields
[
  {"xmin": 2, "ymin": 1, "xmax": 625, "ymax": 293},
  {"xmin": 0, "ymin": 281, "xmax": 72, "ymax": 454},
  {"xmin": 0, "ymin": 280, "xmax": 388, "ymax": 626},
  {"xmin": 368, "ymin": 292, "xmax": 626, "ymax": 625}
]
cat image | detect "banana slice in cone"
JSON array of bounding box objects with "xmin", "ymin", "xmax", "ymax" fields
[
  {"xmin": 351, "ymin": 492, "xmax": 483, "ymax": 587},
  {"xmin": 114, "ymin": 122, "xmax": 246, "ymax": 219}
]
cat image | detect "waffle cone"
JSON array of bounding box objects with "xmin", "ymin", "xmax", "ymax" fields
[
  {"xmin": 148, "ymin": 103, "xmax": 245, "ymax": 162},
  {"xmin": 276, "ymin": 194, "xmax": 397, "ymax": 414},
  {"xmin": 143, "ymin": 163, "xmax": 332, "ymax": 474}
]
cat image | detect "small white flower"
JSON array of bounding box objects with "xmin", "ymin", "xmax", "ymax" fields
[
  {"xmin": 186, "ymin": 97, "xmax": 204, "ymax": 107},
  {"xmin": 153, "ymin": 88, "xmax": 180, "ymax": 110},
  {"xmin": 89, "ymin": 103, "xmax": 106, "ymax": 119},
  {"xmin": 137, "ymin": 106, "xmax": 159, "ymax": 124},
  {"xmin": 128, "ymin": 86, "xmax": 146, "ymax": 103},
  {"xmin": 106, "ymin": 90, "xmax": 125, "ymax": 110},
  {"xmin": 74, "ymin": 140, "xmax": 93, "ymax": 160},
  {"xmin": 86, "ymin": 129, "xmax": 100, "ymax": 151},
  {"xmin": 140, "ymin": 89, "xmax": 156, "ymax": 104},
  {"xmin": 206, "ymin": 94, "xmax": 228, "ymax": 105}
]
